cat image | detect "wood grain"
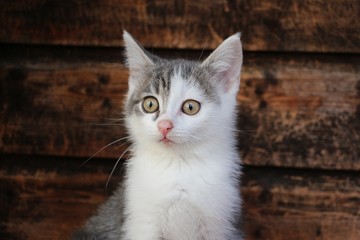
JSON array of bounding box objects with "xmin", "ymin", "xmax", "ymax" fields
[
  {"xmin": 0, "ymin": 155, "xmax": 359, "ymax": 240},
  {"xmin": 1, "ymin": 2, "xmax": 359, "ymax": 240},
  {"xmin": 238, "ymin": 53, "xmax": 360, "ymax": 170},
  {"xmin": 242, "ymin": 167, "xmax": 360, "ymax": 240},
  {"xmin": 0, "ymin": 0, "xmax": 359, "ymax": 53},
  {"xmin": 1, "ymin": 46, "xmax": 359, "ymax": 170},
  {"xmin": 0, "ymin": 155, "xmax": 115, "ymax": 240}
]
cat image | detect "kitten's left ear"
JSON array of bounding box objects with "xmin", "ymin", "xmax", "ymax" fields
[
  {"xmin": 123, "ymin": 30, "xmax": 154, "ymax": 73},
  {"xmin": 201, "ymin": 33, "xmax": 243, "ymax": 93}
]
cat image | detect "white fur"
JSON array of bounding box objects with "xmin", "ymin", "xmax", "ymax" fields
[{"xmin": 123, "ymin": 32, "xmax": 242, "ymax": 240}]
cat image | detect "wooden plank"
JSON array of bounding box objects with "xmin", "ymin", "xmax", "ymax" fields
[
  {"xmin": 0, "ymin": 155, "xmax": 117, "ymax": 240},
  {"xmin": 242, "ymin": 167, "xmax": 360, "ymax": 240},
  {"xmin": 0, "ymin": 155, "xmax": 359, "ymax": 240},
  {"xmin": 0, "ymin": 0, "xmax": 359, "ymax": 53},
  {"xmin": 0, "ymin": 62, "xmax": 129, "ymax": 158},
  {"xmin": 1, "ymin": 46, "xmax": 359, "ymax": 170},
  {"xmin": 238, "ymin": 52, "xmax": 360, "ymax": 170}
]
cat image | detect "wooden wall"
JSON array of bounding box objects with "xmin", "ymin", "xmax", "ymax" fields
[{"xmin": 1, "ymin": 0, "xmax": 359, "ymax": 239}]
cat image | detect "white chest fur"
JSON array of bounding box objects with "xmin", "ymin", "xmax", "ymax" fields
[{"xmin": 123, "ymin": 147, "xmax": 240, "ymax": 240}]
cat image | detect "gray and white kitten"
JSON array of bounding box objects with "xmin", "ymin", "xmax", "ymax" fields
[{"xmin": 74, "ymin": 31, "xmax": 243, "ymax": 240}]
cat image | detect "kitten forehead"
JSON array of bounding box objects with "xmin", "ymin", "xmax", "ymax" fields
[
  {"xmin": 126, "ymin": 59, "xmax": 219, "ymax": 115},
  {"xmin": 155, "ymin": 59, "xmax": 217, "ymax": 97}
]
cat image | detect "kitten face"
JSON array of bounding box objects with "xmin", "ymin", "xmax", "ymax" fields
[
  {"xmin": 123, "ymin": 31, "xmax": 243, "ymax": 151},
  {"xmin": 126, "ymin": 62, "xmax": 221, "ymax": 149}
]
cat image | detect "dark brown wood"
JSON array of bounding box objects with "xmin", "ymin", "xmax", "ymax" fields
[
  {"xmin": 1, "ymin": 46, "xmax": 359, "ymax": 170},
  {"xmin": 0, "ymin": 155, "xmax": 117, "ymax": 240},
  {"xmin": 242, "ymin": 167, "xmax": 360, "ymax": 240},
  {"xmin": 0, "ymin": 155, "xmax": 359, "ymax": 240},
  {"xmin": 1, "ymin": 2, "xmax": 359, "ymax": 240},
  {"xmin": 0, "ymin": 0, "xmax": 359, "ymax": 53},
  {"xmin": 0, "ymin": 47, "xmax": 360, "ymax": 170},
  {"xmin": 0, "ymin": 62, "xmax": 129, "ymax": 158},
  {"xmin": 238, "ymin": 52, "xmax": 360, "ymax": 170}
]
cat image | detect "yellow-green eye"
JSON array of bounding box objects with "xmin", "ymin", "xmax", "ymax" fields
[
  {"xmin": 182, "ymin": 100, "xmax": 201, "ymax": 115},
  {"xmin": 142, "ymin": 96, "xmax": 159, "ymax": 113}
]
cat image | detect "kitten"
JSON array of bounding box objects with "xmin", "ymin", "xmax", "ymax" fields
[{"xmin": 73, "ymin": 31, "xmax": 243, "ymax": 240}]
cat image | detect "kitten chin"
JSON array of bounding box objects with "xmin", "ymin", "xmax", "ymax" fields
[{"xmin": 73, "ymin": 31, "xmax": 243, "ymax": 240}]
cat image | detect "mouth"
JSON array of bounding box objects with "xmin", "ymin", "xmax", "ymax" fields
[{"xmin": 159, "ymin": 137, "xmax": 174, "ymax": 145}]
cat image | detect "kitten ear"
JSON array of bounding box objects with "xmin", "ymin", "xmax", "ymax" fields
[
  {"xmin": 123, "ymin": 30, "xmax": 154, "ymax": 73},
  {"xmin": 201, "ymin": 33, "xmax": 243, "ymax": 93}
]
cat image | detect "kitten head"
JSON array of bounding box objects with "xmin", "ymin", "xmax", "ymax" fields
[{"xmin": 123, "ymin": 31, "xmax": 242, "ymax": 153}]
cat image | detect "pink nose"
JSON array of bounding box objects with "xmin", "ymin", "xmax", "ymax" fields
[{"xmin": 157, "ymin": 120, "xmax": 173, "ymax": 137}]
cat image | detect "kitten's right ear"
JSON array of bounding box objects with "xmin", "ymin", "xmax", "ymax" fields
[{"xmin": 123, "ymin": 31, "xmax": 154, "ymax": 73}]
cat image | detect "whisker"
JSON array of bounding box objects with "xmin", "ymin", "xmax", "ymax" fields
[
  {"xmin": 187, "ymin": 134, "xmax": 202, "ymax": 141},
  {"xmin": 113, "ymin": 138, "xmax": 132, "ymax": 150},
  {"xmin": 196, "ymin": 44, "xmax": 207, "ymax": 63},
  {"xmin": 221, "ymin": 126, "xmax": 256, "ymax": 136},
  {"xmin": 189, "ymin": 37, "xmax": 209, "ymax": 77},
  {"xmin": 175, "ymin": 130, "xmax": 203, "ymax": 141},
  {"xmin": 103, "ymin": 117, "xmax": 124, "ymax": 122},
  {"xmin": 109, "ymin": 101, "xmax": 124, "ymax": 117},
  {"xmin": 80, "ymin": 136, "xmax": 130, "ymax": 167},
  {"xmin": 236, "ymin": 129, "xmax": 257, "ymax": 135},
  {"xmin": 89, "ymin": 117, "xmax": 126, "ymax": 127},
  {"xmin": 173, "ymin": 132, "xmax": 202, "ymax": 142},
  {"xmin": 106, "ymin": 146, "xmax": 132, "ymax": 189},
  {"xmin": 196, "ymin": 35, "xmax": 210, "ymax": 63},
  {"xmin": 91, "ymin": 123, "xmax": 126, "ymax": 127}
]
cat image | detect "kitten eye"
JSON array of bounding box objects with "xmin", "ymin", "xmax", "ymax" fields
[
  {"xmin": 182, "ymin": 100, "xmax": 201, "ymax": 115},
  {"xmin": 142, "ymin": 96, "xmax": 159, "ymax": 113}
]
